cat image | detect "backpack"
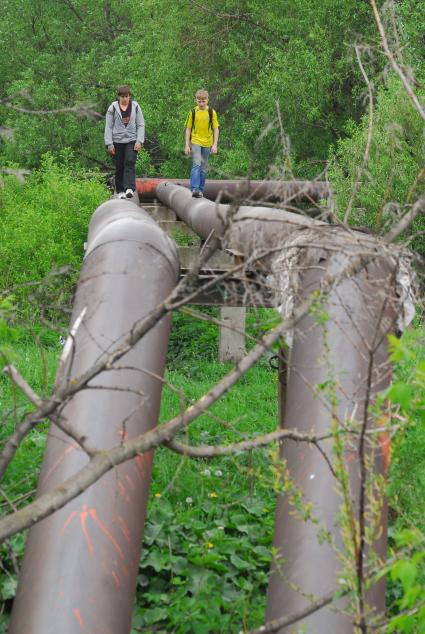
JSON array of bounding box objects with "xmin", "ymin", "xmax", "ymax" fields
[{"xmin": 191, "ymin": 106, "xmax": 213, "ymax": 134}]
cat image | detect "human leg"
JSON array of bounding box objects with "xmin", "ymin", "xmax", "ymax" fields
[
  {"xmin": 190, "ymin": 144, "xmax": 202, "ymax": 193},
  {"xmin": 123, "ymin": 142, "xmax": 137, "ymax": 192},
  {"xmin": 113, "ymin": 143, "xmax": 126, "ymax": 193},
  {"xmin": 199, "ymin": 146, "xmax": 211, "ymax": 192}
]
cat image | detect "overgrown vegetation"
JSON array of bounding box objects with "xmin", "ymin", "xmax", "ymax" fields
[
  {"xmin": 1, "ymin": 1, "xmax": 423, "ymax": 261},
  {"xmin": 330, "ymin": 76, "xmax": 425, "ymax": 256},
  {"xmin": 0, "ymin": 153, "xmax": 108, "ymax": 331},
  {"xmin": 0, "ymin": 0, "xmax": 380, "ymax": 177}
]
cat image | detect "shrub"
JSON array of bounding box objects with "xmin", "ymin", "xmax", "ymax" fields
[{"xmin": 0, "ymin": 152, "xmax": 108, "ymax": 330}]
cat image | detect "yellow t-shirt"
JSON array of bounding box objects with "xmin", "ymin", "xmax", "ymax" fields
[{"xmin": 185, "ymin": 106, "xmax": 219, "ymax": 147}]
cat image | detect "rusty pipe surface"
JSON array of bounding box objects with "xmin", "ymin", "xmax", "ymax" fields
[
  {"xmin": 156, "ymin": 181, "xmax": 328, "ymax": 258},
  {"xmin": 9, "ymin": 200, "xmax": 179, "ymax": 634},
  {"xmin": 136, "ymin": 177, "xmax": 330, "ymax": 203},
  {"xmin": 265, "ymin": 244, "xmax": 396, "ymax": 632},
  {"xmin": 155, "ymin": 182, "xmax": 382, "ymax": 274}
]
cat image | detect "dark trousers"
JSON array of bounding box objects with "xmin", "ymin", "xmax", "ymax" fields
[{"xmin": 113, "ymin": 142, "xmax": 137, "ymax": 193}]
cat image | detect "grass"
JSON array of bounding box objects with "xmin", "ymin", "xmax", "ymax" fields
[
  {"xmin": 135, "ymin": 362, "xmax": 278, "ymax": 632},
  {"xmin": 387, "ymin": 325, "xmax": 425, "ymax": 532},
  {"xmin": 0, "ymin": 342, "xmax": 59, "ymax": 503}
]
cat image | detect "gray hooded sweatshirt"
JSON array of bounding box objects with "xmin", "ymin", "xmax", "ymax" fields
[{"xmin": 104, "ymin": 100, "xmax": 145, "ymax": 148}]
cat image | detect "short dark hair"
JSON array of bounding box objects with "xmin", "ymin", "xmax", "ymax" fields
[{"xmin": 117, "ymin": 85, "xmax": 131, "ymax": 96}]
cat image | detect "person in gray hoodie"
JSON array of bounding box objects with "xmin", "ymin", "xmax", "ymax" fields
[{"xmin": 104, "ymin": 85, "xmax": 145, "ymax": 198}]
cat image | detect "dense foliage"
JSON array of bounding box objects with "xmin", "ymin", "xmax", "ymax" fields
[
  {"xmin": 330, "ymin": 76, "xmax": 425, "ymax": 255},
  {"xmin": 0, "ymin": 0, "xmax": 419, "ymax": 176},
  {"xmin": 0, "ymin": 153, "xmax": 108, "ymax": 332},
  {"xmin": 1, "ymin": 1, "xmax": 424, "ymax": 253}
]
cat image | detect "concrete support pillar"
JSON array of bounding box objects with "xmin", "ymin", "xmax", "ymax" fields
[{"xmin": 219, "ymin": 307, "xmax": 246, "ymax": 362}]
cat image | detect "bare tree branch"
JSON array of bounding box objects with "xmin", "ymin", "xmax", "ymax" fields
[
  {"xmin": 384, "ymin": 193, "xmax": 425, "ymax": 242},
  {"xmin": 370, "ymin": 0, "xmax": 425, "ymax": 122},
  {"xmin": 0, "ymin": 168, "xmax": 30, "ymax": 183},
  {"xmin": 188, "ymin": 0, "xmax": 289, "ymax": 47},
  {"xmin": 343, "ymin": 45, "xmax": 374, "ymax": 224},
  {"xmin": 166, "ymin": 429, "xmax": 333, "ymax": 457},
  {"xmin": 60, "ymin": 0, "xmax": 84, "ymax": 22},
  {"xmin": 3, "ymin": 365, "xmax": 43, "ymax": 408},
  {"xmin": 0, "ymin": 91, "xmax": 30, "ymax": 105},
  {"xmin": 247, "ymin": 590, "xmax": 336, "ymax": 633},
  {"xmin": 6, "ymin": 103, "xmax": 103, "ymax": 119}
]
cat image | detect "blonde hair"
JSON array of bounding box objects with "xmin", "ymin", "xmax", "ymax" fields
[{"xmin": 195, "ymin": 89, "xmax": 209, "ymax": 100}]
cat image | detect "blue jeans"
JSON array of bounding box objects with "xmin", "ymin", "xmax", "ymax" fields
[{"xmin": 190, "ymin": 144, "xmax": 211, "ymax": 192}]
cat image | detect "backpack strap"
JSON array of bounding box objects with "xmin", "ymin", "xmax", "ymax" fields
[{"xmin": 112, "ymin": 100, "xmax": 138, "ymax": 124}]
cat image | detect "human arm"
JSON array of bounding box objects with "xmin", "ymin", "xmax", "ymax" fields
[
  {"xmin": 135, "ymin": 103, "xmax": 145, "ymax": 146},
  {"xmin": 184, "ymin": 127, "xmax": 192, "ymax": 155},
  {"xmin": 211, "ymin": 109, "xmax": 219, "ymax": 154},
  {"xmin": 211, "ymin": 127, "xmax": 219, "ymax": 154},
  {"xmin": 104, "ymin": 105, "xmax": 115, "ymax": 152}
]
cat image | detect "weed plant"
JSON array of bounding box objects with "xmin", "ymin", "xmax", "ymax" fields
[{"xmin": 134, "ymin": 360, "xmax": 278, "ymax": 633}]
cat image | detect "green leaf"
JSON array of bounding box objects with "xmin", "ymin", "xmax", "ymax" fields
[
  {"xmin": 139, "ymin": 606, "xmax": 168, "ymax": 625},
  {"xmin": 143, "ymin": 522, "xmax": 164, "ymax": 545},
  {"xmin": 230, "ymin": 554, "xmax": 252, "ymax": 570},
  {"xmin": 1, "ymin": 575, "xmax": 17, "ymax": 600},
  {"xmin": 141, "ymin": 549, "xmax": 170, "ymax": 573},
  {"xmin": 387, "ymin": 383, "xmax": 413, "ymax": 411},
  {"xmin": 241, "ymin": 499, "xmax": 266, "ymax": 517},
  {"xmin": 391, "ymin": 560, "xmax": 417, "ymax": 591}
]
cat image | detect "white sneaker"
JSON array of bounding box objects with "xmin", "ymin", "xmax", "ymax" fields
[
  {"xmin": 118, "ymin": 192, "xmax": 126, "ymax": 199},
  {"xmin": 125, "ymin": 188, "xmax": 134, "ymax": 198}
]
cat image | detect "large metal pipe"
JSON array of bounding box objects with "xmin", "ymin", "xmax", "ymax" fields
[
  {"xmin": 159, "ymin": 182, "xmax": 395, "ymax": 628},
  {"xmin": 156, "ymin": 181, "xmax": 329, "ymax": 265},
  {"xmin": 136, "ymin": 177, "xmax": 330, "ymax": 203},
  {"xmin": 9, "ymin": 200, "xmax": 179, "ymax": 634},
  {"xmin": 265, "ymin": 244, "xmax": 396, "ymax": 632},
  {"xmin": 155, "ymin": 182, "xmax": 383, "ymax": 275}
]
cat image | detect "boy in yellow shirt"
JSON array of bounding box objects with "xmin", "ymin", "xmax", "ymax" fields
[{"xmin": 184, "ymin": 89, "xmax": 219, "ymax": 198}]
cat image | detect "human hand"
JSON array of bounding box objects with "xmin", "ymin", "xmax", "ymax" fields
[
  {"xmin": 211, "ymin": 145, "xmax": 218, "ymax": 154},
  {"xmin": 134, "ymin": 142, "xmax": 142, "ymax": 152},
  {"xmin": 107, "ymin": 145, "xmax": 115, "ymax": 156},
  {"xmin": 184, "ymin": 144, "xmax": 191, "ymax": 156}
]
